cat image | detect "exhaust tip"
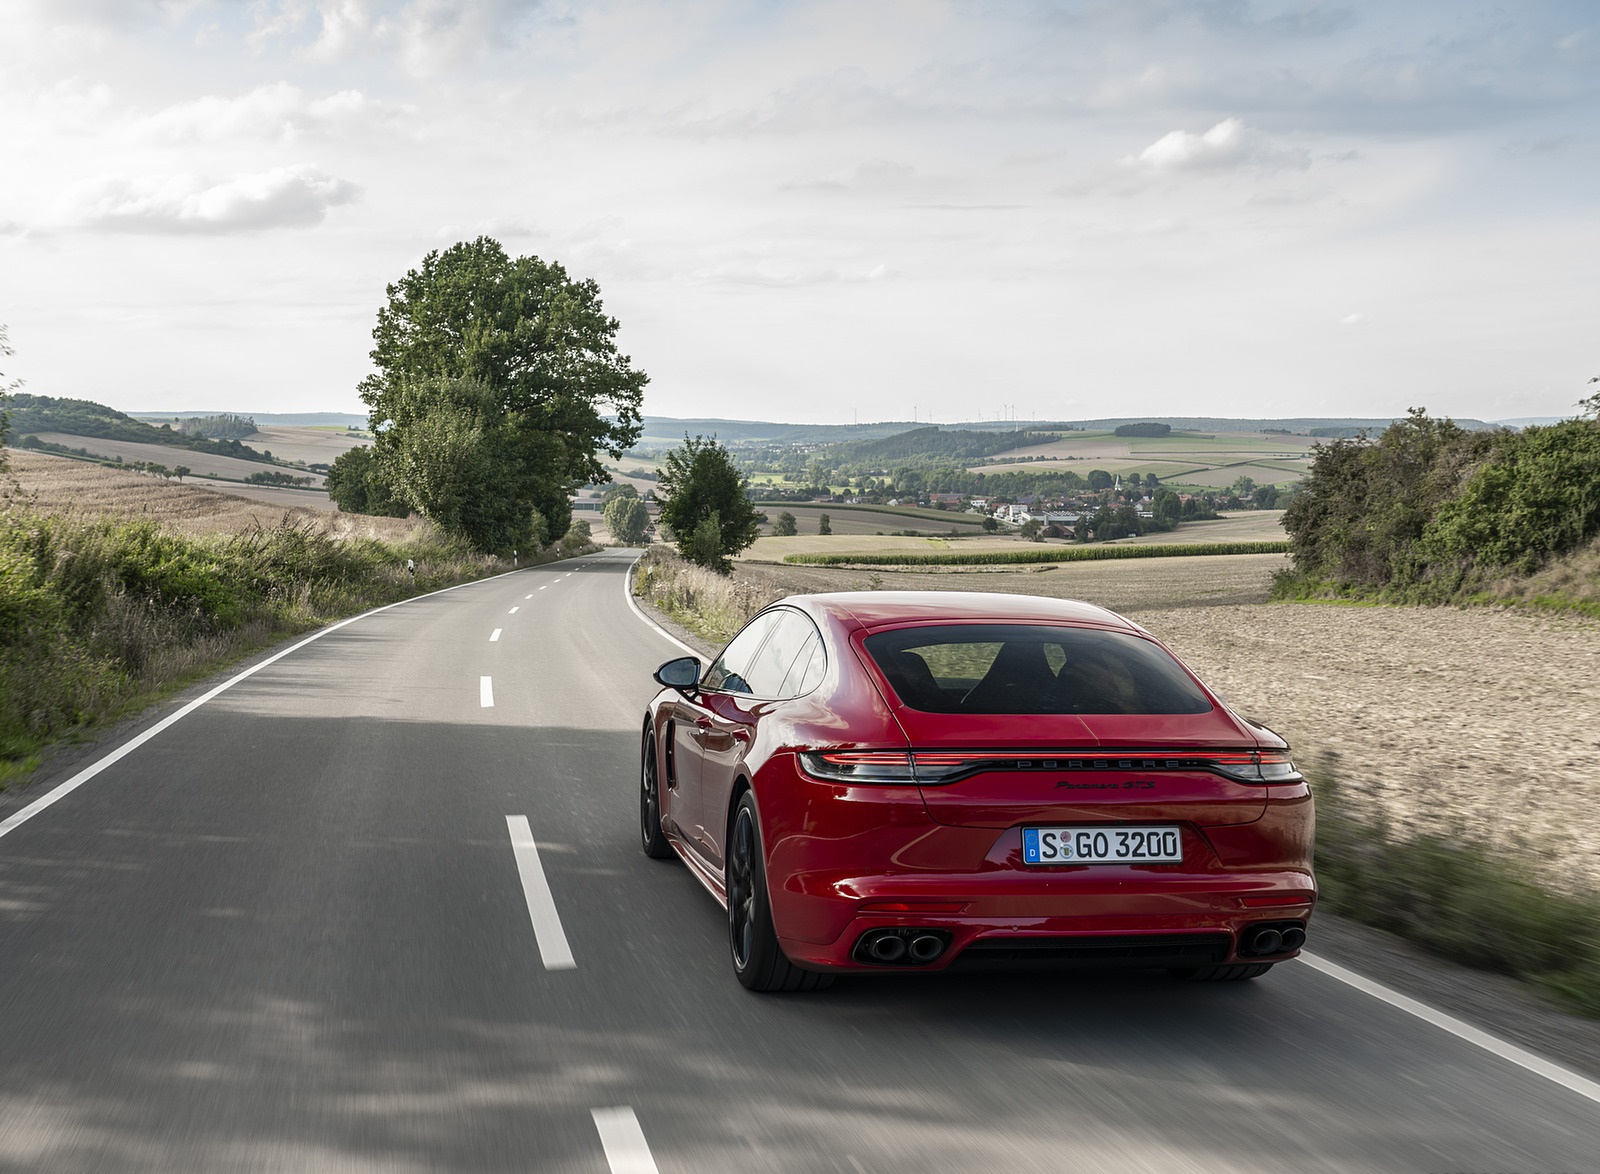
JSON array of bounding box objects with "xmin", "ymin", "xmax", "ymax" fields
[
  {"xmin": 855, "ymin": 928, "xmax": 953, "ymax": 967},
  {"xmin": 867, "ymin": 934, "xmax": 908, "ymax": 963},
  {"xmin": 1249, "ymin": 928, "xmax": 1283, "ymax": 955},
  {"xmin": 1280, "ymin": 926, "xmax": 1307, "ymax": 951}
]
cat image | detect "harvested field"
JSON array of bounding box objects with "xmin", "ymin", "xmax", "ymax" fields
[
  {"xmin": 754, "ymin": 503, "xmax": 986, "ymax": 536},
  {"xmin": 720, "ymin": 554, "xmax": 1600, "ymax": 892},
  {"xmin": 741, "ymin": 534, "xmax": 1022, "ymax": 561},
  {"xmin": 1115, "ymin": 510, "xmax": 1287, "ymax": 544},
  {"xmin": 4, "ymin": 449, "xmax": 417, "ymax": 540},
  {"xmin": 24, "ymin": 432, "xmax": 325, "ymax": 486},
  {"xmin": 248, "ymin": 425, "xmax": 368, "ymax": 466}
]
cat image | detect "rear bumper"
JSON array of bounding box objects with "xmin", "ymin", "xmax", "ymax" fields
[
  {"xmin": 754, "ymin": 759, "xmax": 1316, "ymax": 974},
  {"xmin": 779, "ymin": 888, "xmax": 1315, "ymax": 973}
]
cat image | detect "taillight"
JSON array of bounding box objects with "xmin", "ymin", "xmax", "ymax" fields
[
  {"xmin": 798, "ymin": 749, "xmax": 1302, "ymax": 785},
  {"xmin": 797, "ymin": 751, "xmax": 916, "ymax": 784}
]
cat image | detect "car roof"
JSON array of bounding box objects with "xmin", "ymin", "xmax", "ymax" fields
[{"xmin": 780, "ymin": 591, "xmax": 1143, "ymax": 635}]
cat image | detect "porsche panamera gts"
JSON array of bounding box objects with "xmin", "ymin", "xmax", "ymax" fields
[{"xmin": 639, "ymin": 592, "xmax": 1315, "ymax": 992}]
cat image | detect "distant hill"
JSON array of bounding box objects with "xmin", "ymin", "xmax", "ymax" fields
[
  {"xmin": 7, "ymin": 395, "xmax": 276, "ymax": 464},
  {"xmin": 630, "ymin": 414, "xmax": 1496, "ymax": 450},
  {"xmin": 830, "ymin": 426, "xmax": 1060, "ymax": 463},
  {"xmin": 131, "ymin": 411, "xmax": 369, "ymax": 427}
]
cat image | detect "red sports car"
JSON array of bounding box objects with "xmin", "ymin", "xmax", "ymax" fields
[{"xmin": 640, "ymin": 591, "xmax": 1315, "ymax": 992}]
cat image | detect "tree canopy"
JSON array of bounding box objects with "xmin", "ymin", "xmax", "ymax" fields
[
  {"xmin": 604, "ymin": 492, "xmax": 651, "ymax": 545},
  {"xmin": 326, "ymin": 444, "xmax": 409, "ymax": 517},
  {"xmin": 360, "ymin": 237, "xmax": 648, "ymax": 551},
  {"xmin": 656, "ymin": 434, "xmax": 760, "ymax": 574}
]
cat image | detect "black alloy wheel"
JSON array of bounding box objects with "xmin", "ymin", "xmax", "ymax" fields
[
  {"xmin": 640, "ymin": 731, "xmax": 672, "ymax": 859},
  {"xmin": 726, "ymin": 791, "xmax": 831, "ymax": 993}
]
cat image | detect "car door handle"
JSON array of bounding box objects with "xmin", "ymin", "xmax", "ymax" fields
[{"xmin": 732, "ymin": 727, "xmax": 751, "ymax": 744}]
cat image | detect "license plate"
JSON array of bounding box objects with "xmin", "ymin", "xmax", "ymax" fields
[{"xmin": 1022, "ymin": 825, "xmax": 1183, "ymax": 865}]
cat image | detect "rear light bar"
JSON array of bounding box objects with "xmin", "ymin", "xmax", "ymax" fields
[{"xmin": 798, "ymin": 749, "xmax": 1303, "ymax": 786}]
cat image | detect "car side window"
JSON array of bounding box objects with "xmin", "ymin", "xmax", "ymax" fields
[
  {"xmin": 702, "ymin": 613, "xmax": 780, "ymax": 694},
  {"xmin": 743, "ymin": 610, "xmax": 822, "ymax": 699},
  {"xmin": 785, "ymin": 634, "xmax": 827, "ymax": 697}
]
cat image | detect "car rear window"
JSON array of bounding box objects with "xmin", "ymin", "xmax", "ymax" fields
[{"xmin": 863, "ymin": 624, "xmax": 1212, "ymax": 715}]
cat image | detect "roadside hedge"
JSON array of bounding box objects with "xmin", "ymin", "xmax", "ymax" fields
[{"xmin": 783, "ymin": 541, "xmax": 1291, "ymax": 566}]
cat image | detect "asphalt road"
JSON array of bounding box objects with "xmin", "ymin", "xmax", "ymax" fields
[{"xmin": 2, "ymin": 547, "xmax": 1596, "ymax": 1172}]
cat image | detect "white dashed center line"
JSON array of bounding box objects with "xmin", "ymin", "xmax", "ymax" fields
[
  {"xmin": 524, "ymin": 594, "xmax": 533, "ymax": 599},
  {"xmin": 590, "ymin": 1107, "xmax": 659, "ymax": 1173},
  {"xmin": 505, "ymin": 816, "xmax": 576, "ymax": 970},
  {"xmin": 509, "ymin": 606, "xmax": 519, "ymax": 614},
  {"xmin": 539, "ymin": 584, "xmax": 549, "ymax": 590},
  {"xmin": 490, "ymin": 629, "xmax": 502, "ymax": 643},
  {"xmin": 480, "ymin": 677, "xmax": 494, "ymax": 707}
]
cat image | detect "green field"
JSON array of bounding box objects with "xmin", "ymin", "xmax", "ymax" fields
[{"xmin": 973, "ymin": 429, "xmax": 1314, "ymax": 486}]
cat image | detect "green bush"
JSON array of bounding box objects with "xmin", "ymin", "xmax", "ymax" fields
[
  {"xmin": 1277, "ymin": 409, "xmax": 1600, "ymax": 607},
  {"xmin": 783, "ymin": 541, "xmax": 1290, "ymax": 566}
]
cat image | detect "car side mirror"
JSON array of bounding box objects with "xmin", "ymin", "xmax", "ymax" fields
[{"xmin": 653, "ymin": 656, "xmax": 702, "ymax": 694}]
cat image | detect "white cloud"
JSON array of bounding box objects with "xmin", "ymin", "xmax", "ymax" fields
[
  {"xmin": 135, "ymin": 82, "xmax": 395, "ymax": 142},
  {"xmin": 1125, "ymin": 117, "xmax": 1311, "ymax": 173},
  {"xmin": 249, "ymin": 0, "xmax": 550, "ymax": 75},
  {"xmin": 55, "ymin": 166, "xmax": 361, "ymax": 234}
]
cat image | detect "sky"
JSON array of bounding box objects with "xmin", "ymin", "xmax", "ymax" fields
[{"xmin": 1, "ymin": 0, "xmax": 1597, "ymax": 425}]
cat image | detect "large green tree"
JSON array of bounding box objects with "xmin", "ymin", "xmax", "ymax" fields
[
  {"xmin": 360, "ymin": 238, "xmax": 647, "ymax": 551},
  {"xmin": 657, "ymin": 435, "xmax": 760, "ymax": 574},
  {"xmin": 326, "ymin": 444, "xmax": 408, "ymax": 517},
  {"xmin": 604, "ymin": 492, "xmax": 650, "ymax": 545}
]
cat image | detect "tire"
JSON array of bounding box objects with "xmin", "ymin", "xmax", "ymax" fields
[
  {"xmin": 1169, "ymin": 963, "xmax": 1275, "ymax": 982},
  {"xmin": 725, "ymin": 791, "xmax": 832, "ymax": 993},
  {"xmin": 640, "ymin": 731, "xmax": 673, "ymax": 860}
]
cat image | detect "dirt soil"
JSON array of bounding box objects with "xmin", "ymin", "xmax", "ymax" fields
[{"xmin": 729, "ymin": 553, "xmax": 1600, "ymax": 892}]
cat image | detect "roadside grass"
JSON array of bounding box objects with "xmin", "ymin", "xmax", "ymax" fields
[
  {"xmin": 0, "ymin": 506, "xmax": 521, "ymax": 786},
  {"xmin": 632, "ymin": 546, "xmax": 787, "ymax": 646},
  {"xmin": 1309, "ymin": 753, "xmax": 1600, "ymax": 1017},
  {"xmin": 785, "ymin": 541, "xmax": 1290, "ymax": 566}
]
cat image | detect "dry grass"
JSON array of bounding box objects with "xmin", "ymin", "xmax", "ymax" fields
[
  {"xmin": 1488, "ymin": 536, "xmax": 1600, "ymax": 614},
  {"xmin": 5, "ymin": 449, "xmax": 418, "ymax": 540}
]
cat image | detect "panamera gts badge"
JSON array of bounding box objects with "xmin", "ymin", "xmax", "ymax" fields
[{"xmin": 1056, "ymin": 779, "xmax": 1157, "ymax": 790}]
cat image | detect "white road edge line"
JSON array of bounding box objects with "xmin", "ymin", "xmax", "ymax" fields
[
  {"xmin": 623, "ymin": 553, "xmax": 709, "ymax": 664},
  {"xmin": 480, "ymin": 677, "xmax": 494, "ymax": 707},
  {"xmin": 0, "ymin": 565, "xmax": 532, "ymax": 843},
  {"xmin": 1298, "ymin": 952, "xmax": 1600, "ymax": 1106},
  {"xmin": 590, "ymin": 1106, "xmax": 659, "ymax": 1174},
  {"xmin": 490, "ymin": 629, "xmax": 502, "ymax": 643},
  {"xmin": 505, "ymin": 816, "xmax": 576, "ymax": 971}
]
